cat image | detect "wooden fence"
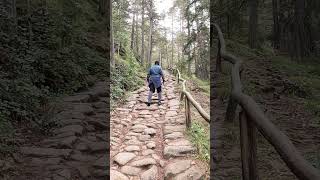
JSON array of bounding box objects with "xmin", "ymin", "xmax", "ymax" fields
[
  {"xmin": 170, "ymin": 68, "xmax": 210, "ymax": 128},
  {"xmin": 211, "ymin": 23, "xmax": 320, "ymax": 180}
]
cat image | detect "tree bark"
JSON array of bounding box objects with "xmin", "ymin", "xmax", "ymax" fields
[
  {"xmin": 110, "ymin": 0, "xmax": 115, "ymax": 68},
  {"xmin": 171, "ymin": 12, "xmax": 174, "ymax": 69},
  {"xmin": 27, "ymin": 0, "xmax": 33, "ymax": 45},
  {"xmin": 186, "ymin": 4, "xmax": 191, "ymax": 75},
  {"xmin": 292, "ymin": 0, "xmax": 307, "ymax": 61},
  {"xmin": 272, "ymin": 0, "xmax": 280, "ymax": 49},
  {"xmin": 248, "ymin": 0, "xmax": 259, "ymax": 49},
  {"xmin": 130, "ymin": 13, "xmax": 136, "ymax": 50},
  {"xmin": 147, "ymin": 0, "xmax": 153, "ymax": 67},
  {"xmin": 135, "ymin": 14, "xmax": 139, "ymax": 56},
  {"xmin": 141, "ymin": 0, "xmax": 145, "ymax": 66}
]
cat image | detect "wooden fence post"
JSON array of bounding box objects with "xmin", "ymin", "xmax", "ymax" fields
[
  {"xmin": 239, "ymin": 110, "xmax": 258, "ymax": 180},
  {"xmin": 185, "ymin": 98, "xmax": 191, "ymax": 128},
  {"xmin": 216, "ymin": 39, "xmax": 222, "ymax": 72},
  {"xmin": 225, "ymin": 97, "xmax": 237, "ymax": 122},
  {"xmin": 248, "ymin": 113, "xmax": 258, "ymax": 180}
]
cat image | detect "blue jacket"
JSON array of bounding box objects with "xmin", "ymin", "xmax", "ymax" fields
[{"xmin": 148, "ymin": 65, "xmax": 163, "ymax": 88}]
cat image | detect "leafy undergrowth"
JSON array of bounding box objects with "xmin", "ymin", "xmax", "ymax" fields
[
  {"xmin": 190, "ymin": 75, "xmax": 210, "ymax": 95},
  {"xmin": 305, "ymin": 152, "xmax": 320, "ymax": 170},
  {"xmin": 270, "ymin": 56, "xmax": 320, "ymax": 126},
  {"xmin": 111, "ymin": 53, "xmax": 144, "ymax": 108},
  {"xmin": 0, "ymin": 0, "xmax": 109, "ymax": 154},
  {"xmin": 187, "ymin": 121, "xmax": 210, "ymax": 163}
]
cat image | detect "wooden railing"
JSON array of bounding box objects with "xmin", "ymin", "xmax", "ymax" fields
[
  {"xmin": 169, "ymin": 68, "xmax": 210, "ymax": 127},
  {"xmin": 212, "ymin": 23, "xmax": 320, "ymax": 180}
]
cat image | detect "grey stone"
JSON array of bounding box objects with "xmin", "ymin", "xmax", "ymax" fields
[
  {"xmin": 124, "ymin": 146, "xmax": 140, "ymax": 152},
  {"xmin": 110, "ymin": 170, "xmax": 129, "ymax": 180},
  {"xmin": 144, "ymin": 128, "xmax": 156, "ymax": 135},
  {"xmin": 54, "ymin": 125, "xmax": 84, "ymax": 136},
  {"xmin": 57, "ymin": 169, "xmax": 71, "ymax": 179},
  {"xmin": 165, "ymin": 160, "xmax": 192, "ymax": 178},
  {"xmin": 87, "ymin": 119, "xmax": 108, "ymax": 130},
  {"xmin": 30, "ymin": 157, "xmax": 62, "ymax": 165},
  {"xmin": 141, "ymin": 165, "xmax": 158, "ymax": 180},
  {"xmin": 164, "ymin": 146, "xmax": 196, "ymax": 158},
  {"xmin": 114, "ymin": 152, "xmax": 136, "ymax": 165},
  {"xmin": 164, "ymin": 125, "xmax": 185, "ymax": 135},
  {"xmin": 20, "ymin": 147, "xmax": 71, "ymax": 158},
  {"xmin": 120, "ymin": 166, "xmax": 142, "ymax": 176},
  {"xmin": 146, "ymin": 142, "xmax": 156, "ymax": 149},
  {"xmin": 73, "ymin": 103, "xmax": 95, "ymax": 116},
  {"xmin": 142, "ymin": 149, "xmax": 155, "ymax": 156},
  {"xmin": 130, "ymin": 158, "xmax": 156, "ymax": 167},
  {"xmin": 93, "ymin": 155, "xmax": 108, "ymax": 169},
  {"xmin": 88, "ymin": 142, "xmax": 108, "ymax": 152},
  {"xmin": 174, "ymin": 165, "xmax": 205, "ymax": 180},
  {"xmin": 165, "ymin": 132, "xmax": 184, "ymax": 139}
]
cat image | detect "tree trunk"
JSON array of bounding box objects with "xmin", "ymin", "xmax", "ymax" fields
[
  {"xmin": 171, "ymin": 12, "xmax": 174, "ymax": 69},
  {"xmin": 110, "ymin": 0, "xmax": 115, "ymax": 68},
  {"xmin": 187, "ymin": 5, "xmax": 191, "ymax": 75},
  {"xmin": 141, "ymin": 0, "xmax": 145, "ymax": 66},
  {"xmin": 147, "ymin": 0, "xmax": 153, "ymax": 67},
  {"xmin": 135, "ymin": 14, "xmax": 139, "ymax": 56},
  {"xmin": 272, "ymin": 0, "xmax": 280, "ymax": 49},
  {"xmin": 248, "ymin": 0, "xmax": 259, "ymax": 49},
  {"xmin": 292, "ymin": 0, "xmax": 307, "ymax": 61},
  {"xmin": 130, "ymin": 14, "xmax": 135, "ymax": 50},
  {"xmin": 99, "ymin": 0, "xmax": 106, "ymax": 15},
  {"xmin": 27, "ymin": 0, "xmax": 33, "ymax": 45},
  {"xmin": 165, "ymin": 30, "xmax": 169, "ymax": 69}
]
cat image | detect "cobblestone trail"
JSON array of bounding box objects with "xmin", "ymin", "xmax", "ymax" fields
[
  {"xmin": 12, "ymin": 82, "xmax": 109, "ymax": 180},
  {"xmin": 110, "ymin": 73, "xmax": 206, "ymax": 180}
]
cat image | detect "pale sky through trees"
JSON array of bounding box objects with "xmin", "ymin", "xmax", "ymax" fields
[{"xmin": 155, "ymin": 0, "xmax": 180, "ymax": 39}]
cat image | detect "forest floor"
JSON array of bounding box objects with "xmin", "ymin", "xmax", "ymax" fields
[
  {"xmin": 110, "ymin": 72, "xmax": 209, "ymax": 179},
  {"xmin": 212, "ymin": 55, "xmax": 320, "ymax": 180}
]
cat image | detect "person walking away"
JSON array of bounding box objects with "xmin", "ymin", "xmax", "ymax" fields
[{"xmin": 147, "ymin": 61, "xmax": 165, "ymax": 106}]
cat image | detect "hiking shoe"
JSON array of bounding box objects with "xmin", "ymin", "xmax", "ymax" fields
[{"xmin": 147, "ymin": 103, "xmax": 151, "ymax": 106}]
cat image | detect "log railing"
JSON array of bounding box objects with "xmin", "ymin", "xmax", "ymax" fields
[
  {"xmin": 212, "ymin": 23, "xmax": 320, "ymax": 180},
  {"xmin": 170, "ymin": 68, "xmax": 210, "ymax": 127}
]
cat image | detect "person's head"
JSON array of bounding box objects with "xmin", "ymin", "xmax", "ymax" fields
[{"xmin": 155, "ymin": 61, "xmax": 160, "ymax": 65}]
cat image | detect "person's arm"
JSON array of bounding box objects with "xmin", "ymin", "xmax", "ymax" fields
[
  {"xmin": 160, "ymin": 68, "xmax": 165, "ymax": 83},
  {"xmin": 147, "ymin": 68, "xmax": 151, "ymax": 82}
]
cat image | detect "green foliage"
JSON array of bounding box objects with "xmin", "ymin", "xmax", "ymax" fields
[
  {"xmin": 191, "ymin": 75, "xmax": 210, "ymax": 94},
  {"xmin": 111, "ymin": 53, "xmax": 144, "ymax": 105},
  {"xmin": 270, "ymin": 56, "xmax": 320, "ymax": 125},
  {"xmin": 0, "ymin": 0, "xmax": 108, "ymax": 135},
  {"xmin": 305, "ymin": 152, "xmax": 320, "ymax": 170},
  {"xmin": 187, "ymin": 121, "xmax": 209, "ymax": 163}
]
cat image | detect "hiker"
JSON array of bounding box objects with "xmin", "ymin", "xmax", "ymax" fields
[{"xmin": 147, "ymin": 61, "xmax": 165, "ymax": 106}]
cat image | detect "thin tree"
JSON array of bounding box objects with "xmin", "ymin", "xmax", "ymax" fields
[
  {"xmin": 141, "ymin": 0, "xmax": 145, "ymax": 66},
  {"xmin": 272, "ymin": 0, "xmax": 280, "ymax": 49},
  {"xmin": 171, "ymin": 12, "xmax": 174, "ymax": 69},
  {"xmin": 248, "ymin": 0, "xmax": 259, "ymax": 48},
  {"xmin": 147, "ymin": 0, "xmax": 153, "ymax": 67}
]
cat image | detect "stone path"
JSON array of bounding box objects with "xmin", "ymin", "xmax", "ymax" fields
[
  {"xmin": 12, "ymin": 82, "xmax": 109, "ymax": 180},
  {"xmin": 110, "ymin": 73, "xmax": 206, "ymax": 180}
]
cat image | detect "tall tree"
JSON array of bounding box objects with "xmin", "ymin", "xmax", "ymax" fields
[
  {"xmin": 130, "ymin": 11, "xmax": 136, "ymax": 50},
  {"xmin": 171, "ymin": 11, "xmax": 174, "ymax": 69},
  {"xmin": 272, "ymin": 0, "xmax": 280, "ymax": 49},
  {"xmin": 248, "ymin": 0, "xmax": 259, "ymax": 48},
  {"xmin": 147, "ymin": 0, "xmax": 153, "ymax": 67},
  {"xmin": 141, "ymin": 0, "xmax": 145, "ymax": 66}
]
